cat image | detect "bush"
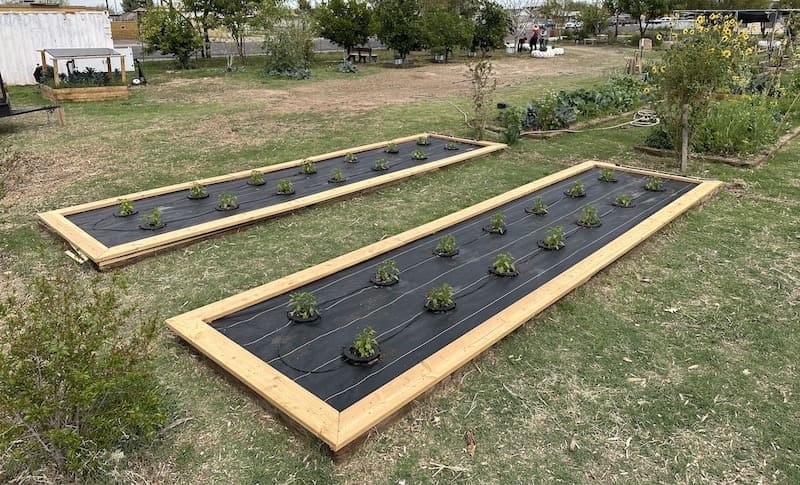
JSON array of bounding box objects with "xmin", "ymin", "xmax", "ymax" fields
[
  {"xmin": 140, "ymin": 7, "xmax": 202, "ymax": 69},
  {"xmin": 264, "ymin": 22, "xmax": 314, "ymax": 79},
  {"xmin": 336, "ymin": 59, "xmax": 359, "ymax": 73},
  {"xmin": 692, "ymin": 96, "xmax": 780, "ymax": 155},
  {"xmin": 0, "ymin": 274, "xmax": 168, "ymax": 481},
  {"xmin": 644, "ymin": 124, "xmax": 674, "ymax": 149},
  {"xmin": 500, "ymin": 105, "xmax": 524, "ymax": 144}
]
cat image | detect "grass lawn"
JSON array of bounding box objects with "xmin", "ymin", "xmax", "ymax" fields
[{"xmin": 1, "ymin": 48, "xmax": 798, "ymax": 483}]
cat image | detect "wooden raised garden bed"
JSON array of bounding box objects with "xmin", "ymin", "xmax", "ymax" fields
[
  {"xmin": 37, "ymin": 134, "xmax": 505, "ymax": 269},
  {"xmin": 40, "ymin": 84, "xmax": 130, "ymax": 102},
  {"xmin": 166, "ymin": 161, "xmax": 722, "ymax": 454}
]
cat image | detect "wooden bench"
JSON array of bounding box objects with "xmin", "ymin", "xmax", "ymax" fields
[
  {"xmin": 348, "ymin": 47, "xmax": 378, "ymax": 63},
  {"xmin": 583, "ymin": 34, "xmax": 609, "ymax": 45}
]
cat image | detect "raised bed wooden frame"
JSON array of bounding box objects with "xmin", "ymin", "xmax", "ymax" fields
[
  {"xmin": 37, "ymin": 133, "xmax": 505, "ymax": 270},
  {"xmin": 166, "ymin": 161, "xmax": 722, "ymax": 454}
]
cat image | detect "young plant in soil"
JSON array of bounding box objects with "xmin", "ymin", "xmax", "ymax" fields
[
  {"xmin": 344, "ymin": 152, "xmax": 358, "ymax": 164},
  {"xmin": 577, "ymin": 204, "xmax": 601, "ymax": 227},
  {"xmin": 445, "ymin": 141, "xmax": 459, "ymax": 150},
  {"xmin": 276, "ymin": 178, "xmax": 294, "ymax": 195},
  {"xmin": 565, "ymin": 181, "xmax": 586, "ymax": 198},
  {"xmin": 385, "ymin": 142, "xmax": 399, "ymax": 154},
  {"xmin": 301, "ymin": 159, "xmax": 317, "ymax": 174},
  {"xmin": 485, "ymin": 212, "xmax": 507, "ymax": 234},
  {"xmin": 328, "ymin": 168, "xmax": 346, "ymax": 183},
  {"xmin": 371, "ymin": 258, "xmax": 399, "ymax": 286},
  {"xmin": 345, "ymin": 326, "xmax": 380, "ymax": 364},
  {"xmin": 188, "ymin": 182, "xmax": 208, "ymax": 199},
  {"xmin": 248, "ymin": 170, "xmax": 266, "ymax": 186},
  {"xmin": 217, "ymin": 191, "xmax": 239, "ymax": 210},
  {"xmin": 412, "ymin": 149, "xmax": 427, "ymax": 160},
  {"xmin": 490, "ymin": 252, "xmax": 518, "ymax": 277},
  {"xmin": 539, "ymin": 225, "xmax": 566, "ymax": 250},
  {"xmin": 525, "ymin": 196, "xmax": 548, "ymax": 215},
  {"xmin": 645, "ymin": 176, "xmax": 664, "ymax": 191},
  {"xmin": 598, "ymin": 168, "xmax": 617, "ymax": 182},
  {"xmin": 372, "ymin": 158, "xmax": 389, "ymax": 171},
  {"xmin": 116, "ymin": 198, "xmax": 137, "ymax": 217},
  {"xmin": 614, "ymin": 194, "xmax": 633, "ymax": 207},
  {"xmin": 417, "ymin": 135, "xmax": 430, "ymax": 146},
  {"xmin": 139, "ymin": 207, "xmax": 165, "ymax": 230},
  {"xmin": 287, "ymin": 291, "xmax": 319, "ymax": 322},
  {"xmin": 425, "ymin": 283, "xmax": 455, "ymax": 312},
  {"xmin": 434, "ymin": 233, "xmax": 459, "ymax": 257}
]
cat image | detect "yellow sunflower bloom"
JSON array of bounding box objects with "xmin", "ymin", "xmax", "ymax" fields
[
  {"xmin": 732, "ymin": 75, "xmax": 740, "ymax": 81},
  {"xmin": 660, "ymin": 66, "xmax": 666, "ymax": 73},
  {"xmin": 652, "ymin": 65, "xmax": 658, "ymax": 73},
  {"xmin": 722, "ymin": 49, "xmax": 732, "ymax": 58},
  {"xmin": 722, "ymin": 35, "xmax": 729, "ymax": 42},
  {"xmin": 696, "ymin": 15, "xmax": 705, "ymax": 25},
  {"xmin": 689, "ymin": 29, "xmax": 695, "ymax": 35},
  {"xmin": 643, "ymin": 87, "xmax": 651, "ymax": 95},
  {"xmin": 656, "ymin": 33, "xmax": 663, "ymax": 40},
  {"xmin": 745, "ymin": 47, "xmax": 753, "ymax": 55},
  {"xmin": 683, "ymin": 28, "xmax": 689, "ymax": 35}
]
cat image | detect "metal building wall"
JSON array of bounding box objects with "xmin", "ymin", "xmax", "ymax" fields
[{"xmin": 0, "ymin": 10, "xmax": 113, "ymax": 85}]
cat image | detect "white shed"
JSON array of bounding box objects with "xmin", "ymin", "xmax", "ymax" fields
[{"xmin": 0, "ymin": 6, "xmax": 128, "ymax": 85}]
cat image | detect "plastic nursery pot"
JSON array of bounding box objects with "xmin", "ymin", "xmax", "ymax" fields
[
  {"xmin": 187, "ymin": 193, "xmax": 209, "ymax": 200},
  {"xmin": 370, "ymin": 275, "xmax": 399, "ymax": 287},
  {"xmin": 612, "ymin": 200, "xmax": 635, "ymax": 208},
  {"xmin": 276, "ymin": 189, "xmax": 296, "ymax": 196},
  {"xmin": 444, "ymin": 144, "xmax": 459, "ymax": 151},
  {"xmin": 342, "ymin": 345, "xmax": 381, "ymax": 366},
  {"xmin": 644, "ymin": 185, "xmax": 666, "ymax": 192},
  {"xmin": 286, "ymin": 310, "xmax": 321, "ymax": 324},
  {"xmin": 598, "ymin": 176, "xmax": 618, "ymax": 183},
  {"xmin": 247, "ymin": 180, "xmax": 267, "ymax": 187},
  {"xmin": 300, "ymin": 168, "xmax": 317, "ymax": 175},
  {"xmin": 215, "ymin": 203, "xmax": 239, "ymax": 211},
  {"xmin": 488, "ymin": 267, "xmax": 519, "ymax": 277},
  {"xmin": 328, "ymin": 177, "xmax": 347, "ymax": 184},
  {"xmin": 433, "ymin": 247, "xmax": 459, "ymax": 258},
  {"xmin": 113, "ymin": 210, "xmax": 138, "ymax": 218},
  {"xmin": 483, "ymin": 224, "xmax": 507, "ymax": 235},
  {"xmin": 371, "ymin": 165, "xmax": 390, "ymax": 172},
  {"xmin": 563, "ymin": 189, "xmax": 586, "ymax": 198},
  {"xmin": 424, "ymin": 300, "xmax": 456, "ymax": 313},
  {"xmin": 385, "ymin": 147, "xmax": 399, "ymax": 154},
  {"xmin": 139, "ymin": 221, "xmax": 166, "ymax": 231},
  {"xmin": 537, "ymin": 240, "xmax": 565, "ymax": 251},
  {"xmin": 524, "ymin": 207, "xmax": 547, "ymax": 216},
  {"xmin": 576, "ymin": 220, "xmax": 602, "ymax": 228}
]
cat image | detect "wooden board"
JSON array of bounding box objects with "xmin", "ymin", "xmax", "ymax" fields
[
  {"xmin": 37, "ymin": 134, "xmax": 506, "ymax": 270},
  {"xmin": 166, "ymin": 161, "xmax": 723, "ymax": 452},
  {"xmin": 40, "ymin": 84, "xmax": 130, "ymax": 102}
]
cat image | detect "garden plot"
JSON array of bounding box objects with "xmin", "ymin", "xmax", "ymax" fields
[
  {"xmin": 166, "ymin": 161, "xmax": 722, "ymax": 454},
  {"xmin": 37, "ymin": 134, "xmax": 505, "ymax": 269}
]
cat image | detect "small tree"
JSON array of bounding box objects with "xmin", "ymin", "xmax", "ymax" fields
[
  {"xmin": 374, "ymin": 0, "xmax": 426, "ymax": 60},
  {"xmin": 121, "ymin": 0, "xmax": 153, "ymax": 13},
  {"xmin": 423, "ymin": 6, "xmax": 474, "ymax": 62},
  {"xmin": 618, "ymin": 0, "xmax": 671, "ymax": 38},
  {"xmin": 183, "ymin": 0, "xmax": 219, "ymax": 58},
  {"xmin": 467, "ymin": 57, "xmax": 496, "ymax": 139},
  {"xmin": 315, "ymin": 0, "xmax": 373, "ymax": 56},
  {"xmin": 140, "ymin": 7, "xmax": 202, "ymax": 69},
  {"xmin": 472, "ymin": 0, "xmax": 509, "ymax": 52},
  {"xmin": 263, "ymin": 12, "xmax": 315, "ymax": 79}
]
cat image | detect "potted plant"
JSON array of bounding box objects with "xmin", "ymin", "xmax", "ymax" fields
[
  {"xmin": 216, "ymin": 192, "xmax": 239, "ymax": 211},
  {"xmin": 385, "ymin": 142, "xmax": 400, "ymax": 154},
  {"xmin": 484, "ymin": 212, "xmax": 507, "ymax": 234},
  {"xmin": 372, "ymin": 158, "xmax": 389, "ymax": 171},
  {"xmin": 300, "ymin": 159, "xmax": 317, "ymax": 175},
  {"xmin": 598, "ymin": 168, "xmax": 617, "ymax": 183},
  {"xmin": 425, "ymin": 283, "xmax": 455, "ymax": 313},
  {"xmin": 525, "ymin": 196, "xmax": 548, "ymax": 215},
  {"xmin": 645, "ymin": 176, "xmax": 664, "ymax": 191},
  {"xmin": 188, "ymin": 181, "xmax": 209, "ymax": 199},
  {"xmin": 613, "ymin": 194, "xmax": 634, "ymax": 208},
  {"xmin": 287, "ymin": 291, "xmax": 320, "ymax": 323},
  {"xmin": 114, "ymin": 198, "xmax": 137, "ymax": 217},
  {"xmin": 328, "ymin": 168, "xmax": 346, "ymax": 184},
  {"xmin": 490, "ymin": 252, "xmax": 518, "ymax": 277},
  {"xmin": 371, "ymin": 258, "xmax": 400, "ymax": 286},
  {"xmin": 576, "ymin": 204, "xmax": 601, "ymax": 228},
  {"xmin": 276, "ymin": 179, "xmax": 295, "ymax": 195},
  {"xmin": 139, "ymin": 207, "xmax": 165, "ymax": 230},
  {"xmin": 564, "ymin": 181, "xmax": 586, "ymax": 198},
  {"xmin": 538, "ymin": 225, "xmax": 566, "ymax": 250},
  {"xmin": 344, "ymin": 152, "xmax": 358, "ymax": 164},
  {"xmin": 412, "ymin": 149, "xmax": 427, "ymax": 160},
  {"xmin": 444, "ymin": 141, "xmax": 459, "ymax": 151},
  {"xmin": 434, "ymin": 233, "xmax": 459, "ymax": 257},
  {"xmin": 416, "ymin": 135, "xmax": 430, "ymax": 146},
  {"xmin": 248, "ymin": 170, "xmax": 266, "ymax": 186},
  {"xmin": 343, "ymin": 326, "xmax": 380, "ymax": 365}
]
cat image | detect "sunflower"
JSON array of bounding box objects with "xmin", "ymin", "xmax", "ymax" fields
[
  {"xmin": 722, "ymin": 49, "xmax": 732, "ymax": 58},
  {"xmin": 643, "ymin": 87, "xmax": 651, "ymax": 95},
  {"xmin": 656, "ymin": 33, "xmax": 663, "ymax": 40}
]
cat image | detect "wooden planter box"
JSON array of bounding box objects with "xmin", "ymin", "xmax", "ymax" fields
[{"xmin": 40, "ymin": 84, "xmax": 129, "ymax": 102}]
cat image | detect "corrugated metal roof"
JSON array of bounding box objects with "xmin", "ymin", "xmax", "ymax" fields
[{"xmin": 43, "ymin": 48, "xmax": 122, "ymax": 58}]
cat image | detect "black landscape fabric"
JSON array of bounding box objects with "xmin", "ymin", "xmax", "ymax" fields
[
  {"xmin": 210, "ymin": 168, "xmax": 696, "ymax": 411},
  {"xmin": 66, "ymin": 137, "xmax": 478, "ymax": 247}
]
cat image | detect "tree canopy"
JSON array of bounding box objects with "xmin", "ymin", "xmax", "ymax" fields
[
  {"xmin": 315, "ymin": 0, "xmax": 374, "ymax": 54},
  {"xmin": 139, "ymin": 7, "xmax": 202, "ymax": 69},
  {"xmin": 374, "ymin": 0, "xmax": 426, "ymax": 59}
]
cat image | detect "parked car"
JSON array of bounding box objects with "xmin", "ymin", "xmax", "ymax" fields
[
  {"xmin": 564, "ymin": 20, "xmax": 584, "ymax": 30},
  {"xmin": 536, "ymin": 19, "xmax": 556, "ymax": 29}
]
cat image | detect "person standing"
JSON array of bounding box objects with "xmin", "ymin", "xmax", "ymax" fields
[
  {"xmin": 531, "ymin": 25, "xmax": 540, "ymax": 52},
  {"xmin": 540, "ymin": 27, "xmax": 549, "ymax": 50}
]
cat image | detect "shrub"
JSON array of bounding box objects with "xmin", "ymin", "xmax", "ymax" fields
[
  {"xmin": 263, "ymin": 22, "xmax": 314, "ymax": 79},
  {"xmin": 0, "ymin": 274, "xmax": 167, "ymax": 481},
  {"xmin": 500, "ymin": 105, "xmax": 525, "ymax": 144},
  {"xmin": 692, "ymin": 96, "xmax": 780, "ymax": 155}
]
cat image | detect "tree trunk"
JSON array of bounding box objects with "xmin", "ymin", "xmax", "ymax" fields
[
  {"xmin": 680, "ymin": 103, "xmax": 689, "ymax": 172},
  {"xmin": 614, "ymin": 14, "xmax": 619, "ymax": 38}
]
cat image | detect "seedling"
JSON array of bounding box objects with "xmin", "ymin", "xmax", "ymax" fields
[
  {"xmin": 276, "ymin": 178, "xmax": 294, "ymax": 195},
  {"xmin": 116, "ymin": 198, "xmax": 136, "ymax": 217},
  {"xmin": 526, "ymin": 196, "xmax": 548, "ymax": 215},
  {"xmin": 373, "ymin": 158, "xmax": 389, "ymax": 171},
  {"xmin": 373, "ymin": 259, "xmax": 399, "ymax": 285},
  {"xmin": 329, "ymin": 168, "xmax": 345, "ymax": 183},
  {"xmin": 417, "ymin": 135, "xmax": 430, "ymax": 146},
  {"xmin": 351, "ymin": 327, "xmax": 378, "ymax": 359},
  {"xmin": 434, "ymin": 234, "xmax": 458, "ymax": 256},
  {"xmin": 565, "ymin": 181, "xmax": 585, "ymax": 198},
  {"xmin": 540, "ymin": 225, "xmax": 566, "ymax": 250},
  {"xmin": 217, "ymin": 191, "xmax": 238, "ymax": 210},
  {"xmin": 486, "ymin": 212, "xmax": 506, "ymax": 234},
  {"xmin": 385, "ymin": 142, "xmax": 399, "ymax": 154},
  {"xmin": 445, "ymin": 142, "xmax": 458, "ymax": 150},
  {"xmin": 577, "ymin": 205, "xmax": 600, "ymax": 227},
  {"xmin": 139, "ymin": 207, "xmax": 164, "ymax": 230},
  {"xmin": 412, "ymin": 149, "xmax": 427, "ymax": 160},
  {"xmin": 287, "ymin": 291, "xmax": 319, "ymax": 322},
  {"xmin": 491, "ymin": 252, "xmax": 517, "ymax": 276},
  {"xmin": 344, "ymin": 152, "xmax": 358, "ymax": 164},
  {"xmin": 645, "ymin": 176, "xmax": 664, "ymax": 191},
  {"xmin": 425, "ymin": 283, "xmax": 455, "ymax": 312},
  {"xmin": 614, "ymin": 194, "xmax": 633, "ymax": 207},
  {"xmin": 188, "ymin": 182, "xmax": 208, "ymax": 199},
  {"xmin": 248, "ymin": 170, "xmax": 266, "ymax": 186},
  {"xmin": 598, "ymin": 168, "xmax": 617, "ymax": 182},
  {"xmin": 301, "ymin": 159, "xmax": 317, "ymax": 174}
]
